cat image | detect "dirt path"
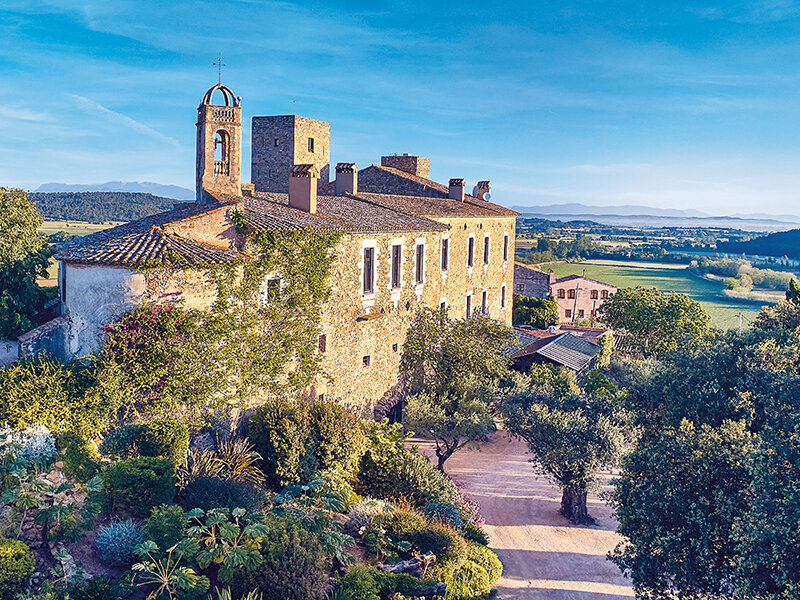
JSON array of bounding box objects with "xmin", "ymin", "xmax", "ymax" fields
[{"xmin": 414, "ymin": 431, "xmax": 635, "ymax": 600}]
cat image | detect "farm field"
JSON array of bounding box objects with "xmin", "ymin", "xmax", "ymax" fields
[
  {"xmin": 538, "ymin": 259, "xmax": 766, "ymax": 330},
  {"xmin": 39, "ymin": 219, "xmax": 118, "ymax": 237}
]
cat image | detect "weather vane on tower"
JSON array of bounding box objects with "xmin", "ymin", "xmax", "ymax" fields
[{"xmin": 213, "ymin": 53, "xmax": 226, "ymax": 85}]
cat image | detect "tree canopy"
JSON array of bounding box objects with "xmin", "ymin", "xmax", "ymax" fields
[
  {"xmin": 0, "ymin": 187, "xmax": 53, "ymax": 340},
  {"xmin": 597, "ymin": 286, "xmax": 714, "ymax": 357},
  {"xmin": 512, "ymin": 294, "xmax": 558, "ymax": 328}
]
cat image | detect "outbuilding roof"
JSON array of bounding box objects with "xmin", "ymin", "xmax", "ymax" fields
[{"xmin": 511, "ymin": 331, "xmax": 600, "ymax": 371}]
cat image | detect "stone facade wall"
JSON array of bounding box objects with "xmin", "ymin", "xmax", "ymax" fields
[
  {"xmin": 251, "ymin": 115, "xmax": 330, "ymax": 193},
  {"xmin": 358, "ymin": 167, "xmax": 447, "ymax": 198},
  {"xmin": 513, "ymin": 263, "xmax": 550, "ymax": 298},
  {"xmin": 551, "ymin": 278, "xmax": 616, "ymax": 323},
  {"xmin": 18, "ymin": 316, "xmax": 68, "ymax": 359},
  {"xmin": 314, "ymin": 215, "xmax": 516, "ymax": 415},
  {"xmin": 164, "ymin": 205, "xmax": 239, "ymax": 249},
  {"xmin": 61, "ymin": 263, "xmax": 218, "ymax": 357},
  {"xmin": 380, "ymin": 155, "xmax": 430, "ymax": 179}
]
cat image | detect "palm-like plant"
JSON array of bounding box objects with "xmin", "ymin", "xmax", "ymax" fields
[
  {"xmin": 131, "ymin": 539, "xmax": 208, "ymax": 600},
  {"xmin": 214, "ymin": 437, "xmax": 264, "ymax": 485}
]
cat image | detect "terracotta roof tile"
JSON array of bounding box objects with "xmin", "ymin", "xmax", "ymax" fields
[{"xmin": 55, "ymin": 201, "xmax": 246, "ymax": 267}]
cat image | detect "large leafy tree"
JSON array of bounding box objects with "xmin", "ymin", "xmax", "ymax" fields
[
  {"xmin": 400, "ymin": 309, "xmax": 511, "ymax": 471},
  {"xmin": 502, "ymin": 381, "xmax": 626, "ymax": 524},
  {"xmin": 0, "ymin": 187, "xmax": 53, "ymax": 340},
  {"xmin": 596, "ymin": 287, "xmax": 714, "ymax": 357},
  {"xmin": 512, "ymin": 294, "xmax": 558, "ymax": 328},
  {"xmin": 609, "ymin": 302, "xmax": 800, "ymax": 599}
]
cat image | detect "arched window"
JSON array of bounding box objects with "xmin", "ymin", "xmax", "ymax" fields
[
  {"xmin": 591, "ymin": 290, "xmax": 599, "ymax": 299},
  {"xmin": 568, "ymin": 289, "xmax": 576, "ymax": 299},
  {"xmin": 557, "ymin": 288, "xmax": 565, "ymax": 299},
  {"xmin": 214, "ymin": 130, "xmax": 230, "ymax": 175},
  {"xmin": 601, "ymin": 290, "xmax": 609, "ymax": 299}
]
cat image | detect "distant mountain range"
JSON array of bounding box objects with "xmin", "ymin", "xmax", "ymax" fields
[
  {"xmin": 511, "ymin": 203, "xmax": 800, "ymax": 232},
  {"xmin": 36, "ymin": 181, "xmax": 195, "ymax": 202}
]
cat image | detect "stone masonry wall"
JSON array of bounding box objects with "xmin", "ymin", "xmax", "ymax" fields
[
  {"xmin": 513, "ymin": 263, "xmax": 550, "ymax": 298},
  {"xmin": 251, "ymin": 115, "xmax": 330, "ymax": 193},
  {"xmin": 314, "ymin": 215, "xmax": 516, "ymax": 416},
  {"xmin": 380, "ymin": 155, "xmax": 430, "ymax": 179}
]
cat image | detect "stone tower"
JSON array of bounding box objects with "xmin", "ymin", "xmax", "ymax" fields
[
  {"xmin": 196, "ymin": 84, "xmax": 243, "ymax": 202},
  {"xmin": 251, "ymin": 115, "xmax": 330, "ymax": 193}
]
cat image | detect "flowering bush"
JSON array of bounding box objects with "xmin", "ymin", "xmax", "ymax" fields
[
  {"xmin": 0, "ymin": 424, "xmax": 56, "ymax": 464},
  {"xmin": 449, "ymin": 478, "xmax": 484, "ymax": 527},
  {"xmin": 348, "ymin": 498, "xmax": 394, "ymax": 530}
]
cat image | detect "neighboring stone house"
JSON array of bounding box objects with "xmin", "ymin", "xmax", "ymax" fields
[
  {"xmin": 550, "ymin": 273, "xmax": 617, "ymax": 324},
  {"xmin": 512, "ymin": 264, "xmax": 617, "ymax": 324},
  {"xmin": 30, "ymin": 83, "xmax": 518, "ymax": 417},
  {"xmin": 513, "ymin": 263, "xmax": 550, "ymax": 298}
]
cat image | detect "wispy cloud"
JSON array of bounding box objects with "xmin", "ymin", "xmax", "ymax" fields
[
  {"xmin": 0, "ymin": 105, "xmax": 53, "ymax": 122},
  {"xmin": 67, "ymin": 93, "xmax": 182, "ymax": 148}
]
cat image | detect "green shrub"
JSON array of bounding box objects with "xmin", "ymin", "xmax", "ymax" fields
[
  {"xmin": 462, "ymin": 522, "xmax": 490, "ymax": 546},
  {"xmin": 137, "ymin": 419, "xmax": 189, "ymax": 464},
  {"xmin": 95, "ymin": 520, "xmax": 144, "ymax": 566},
  {"xmin": 308, "ymin": 400, "xmax": 365, "ymax": 473},
  {"xmin": 248, "ymin": 399, "xmax": 310, "ymax": 489},
  {"xmin": 0, "ymin": 357, "xmax": 114, "ymax": 437},
  {"xmin": 144, "ymin": 505, "xmax": 187, "ymax": 552},
  {"xmin": 60, "ymin": 432, "xmax": 104, "ymax": 481},
  {"xmin": 316, "ymin": 468, "xmax": 360, "ymax": 511},
  {"xmin": 383, "ymin": 507, "xmax": 426, "ymax": 543},
  {"xmin": 411, "ymin": 523, "xmax": 466, "ymax": 573},
  {"xmin": 425, "ymin": 501, "xmax": 463, "ymax": 530},
  {"xmin": 348, "ymin": 499, "xmax": 394, "ymax": 530},
  {"xmin": 356, "ymin": 421, "xmax": 456, "ymax": 507},
  {"xmin": 179, "ymin": 476, "xmax": 262, "ymax": 512},
  {"xmin": 98, "ymin": 425, "xmax": 141, "ymax": 457},
  {"xmin": 0, "ymin": 537, "xmax": 35, "ymax": 599},
  {"xmin": 335, "ymin": 565, "xmax": 380, "ymax": 600},
  {"xmin": 443, "ymin": 561, "xmax": 491, "ymax": 600},
  {"xmin": 466, "ymin": 543, "xmax": 502, "ymax": 583},
  {"xmin": 375, "ymin": 572, "xmax": 437, "ymax": 598},
  {"xmin": 247, "ymin": 517, "xmax": 329, "ymax": 600},
  {"xmin": 101, "ymin": 457, "xmax": 175, "ymax": 517},
  {"xmin": 69, "ymin": 576, "xmax": 124, "ymax": 600}
]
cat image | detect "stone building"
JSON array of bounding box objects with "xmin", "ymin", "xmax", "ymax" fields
[
  {"xmin": 36, "ymin": 83, "xmax": 518, "ymax": 416},
  {"xmin": 512, "ymin": 265, "xmax": 617, "ymax": 324}
]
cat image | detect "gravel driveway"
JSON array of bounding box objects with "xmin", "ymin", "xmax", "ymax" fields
[{"xmin": 414, "ymin": 431, "xmax": 635, "ymax": 600}]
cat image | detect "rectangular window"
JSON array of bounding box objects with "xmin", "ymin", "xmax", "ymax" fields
[
  {"xmin": 565, "ymin": 309, "xmax": 572, "ymax": 318},
  {"xmin": 516, "ymin": 284, "xmax": 524, "ymax": 292},
  {"xmin": 318, "ymin": 334, "xmax": 326, "ymax": 353},
  {"xmin": 481, "ymin": 290, "xmax": 488, "ymax": 314},
  {"xmin": 591, "ymin": 290, "xmax": 599, "ymax": 299},
  {"xmin": 503, "ymin": 234, "xmax": 509, "ymax": 261},
  {"xmin": 578, "ymin": 309, "xmax": 585, "ymax": 318},
  {"xmin": 363, "ymin": 247, "xmax": 374, "ymax": 294},
  {"xmin": 441, "ymin": 238, "xmax": 449, "ymax": 271},
  {"xmin": 362, "ymin": 355, "xmax": 371, "ymax": 367},
  {"xmin": 274, "ymin": 137, "xmax": 280, "ymax": 147},
  {"xmin": 602, "ymin": 290, "xmax": 609, "ymax": 299},
  {"xmin": 467, "ymin": 237, "xmax": 475, "ymax": 267},
  {"xmin": 392, "ymin": 343, "xmax": 398, "ymax": 352},
  {"xmin": 415, "ymin": 243, "xmax": 425, "ymax": 284},
  {"xmin": 501, "ymin": 286, "xmax": 506, "ymax": 308},
  {"xmin": 318, "ymin": 393, "xmax": 325, "ymax": 402},
  {"xmin": 465, "ymin": 294, "xmax": 472, "ymax": 319},
  {"xmin": 440, "ymin": 301, "xmax": 446, "ymax": 311},
  {"xmin": 391, "ymin": 244, "xmax": 402, "ymax": 289},
  {"xmin": 483, "ymin": 236, "xmax": 490, "ymax": 265},
  {"xmin": 557, "ymin": 289, "xmax": 565, "ymax": 299},
  {"xmin": 308, "ymin": 137, "xmax": 315, "ymax": 152}
]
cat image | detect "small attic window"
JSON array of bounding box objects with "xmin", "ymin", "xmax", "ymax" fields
[
  {"xmin": 274, "ymin": 138, "xmax": 280, "ymax": 147},
  {"xmin": 308, "ymin": 137, "xmax": 315, "ymax": 153}
]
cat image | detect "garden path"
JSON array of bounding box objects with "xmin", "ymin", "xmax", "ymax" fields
[{"xmin": 413, "ymin": 430, "xmax": 635, "ymax": 600}]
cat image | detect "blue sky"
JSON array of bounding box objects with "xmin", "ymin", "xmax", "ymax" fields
[{"xmin": 1, "ymin": 0, "xmax": 800, "ymax": 214}]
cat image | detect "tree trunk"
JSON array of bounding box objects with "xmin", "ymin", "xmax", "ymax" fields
[
  {"xmin": 560, "ymin": 487, "xmax": 595, "ymax": 525},
  {"xmin": 435, "ymin": 449, "xmax": 451, "ymax": 472}
]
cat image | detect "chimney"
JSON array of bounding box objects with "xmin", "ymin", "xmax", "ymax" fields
[
  {"xmin": 548, "ymin": 269, "xmax": 556, "ymax": 284},
  {"xmin": 289, "ymin": 164, "xmax": 319, "ymax": 213},
  {"xmin": 449, "ymin": 178, "xmax": 465, "ymax": 201},
  {"xmin": 475, "ymin": 180, "xmax": 491, "ymax": 200},
  {"xmin": 335, "ymin": 162, "xmax": 358, "ymax": 195},
  {"xmin": 582, "ymin": 268, "xmax": 586, "ymax": 278}
]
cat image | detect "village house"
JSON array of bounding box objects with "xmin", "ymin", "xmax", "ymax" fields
[
  {"xmin": 513, "ymin": 264, "xmax": 617, "ymax": 324},
  {"xmin": 21, "ymin": 83, "xmax": 518, "ymax": 417},
  {"xmin": 508, "ymin": 324, "xmax": 612, "ymax": 372}
]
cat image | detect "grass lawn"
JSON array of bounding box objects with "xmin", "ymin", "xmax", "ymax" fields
[
  {"xmin": 39, "ymin": 220, "xmax": 119, "ymax": 237},
  {"xmin": 538, "ymin": 260, "xmax": 766, "ymax": 330}
]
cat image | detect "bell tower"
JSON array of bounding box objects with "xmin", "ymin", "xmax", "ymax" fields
[{"xmin": 196, "ymin": 84, "xmax": 242, "ymax": 203}]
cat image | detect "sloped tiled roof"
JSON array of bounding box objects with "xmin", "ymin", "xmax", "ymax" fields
[
  {"xmin": 319, "ymin": 165, "xmax": 518, "ymax": 218},
  {"xmin": 217, "ymin": 192, "xmax": 449, "ymax": 234},
  {"xmin": 553, "ymin": 274, "xmax": 617, "ymax": 289},
  {"xmin": 533, "ymin": 333, "xmax": 600, "ymax": 371},
  {"xmin": 55, "ymin": 201, "xmax": 246, "ymax": 267}
]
